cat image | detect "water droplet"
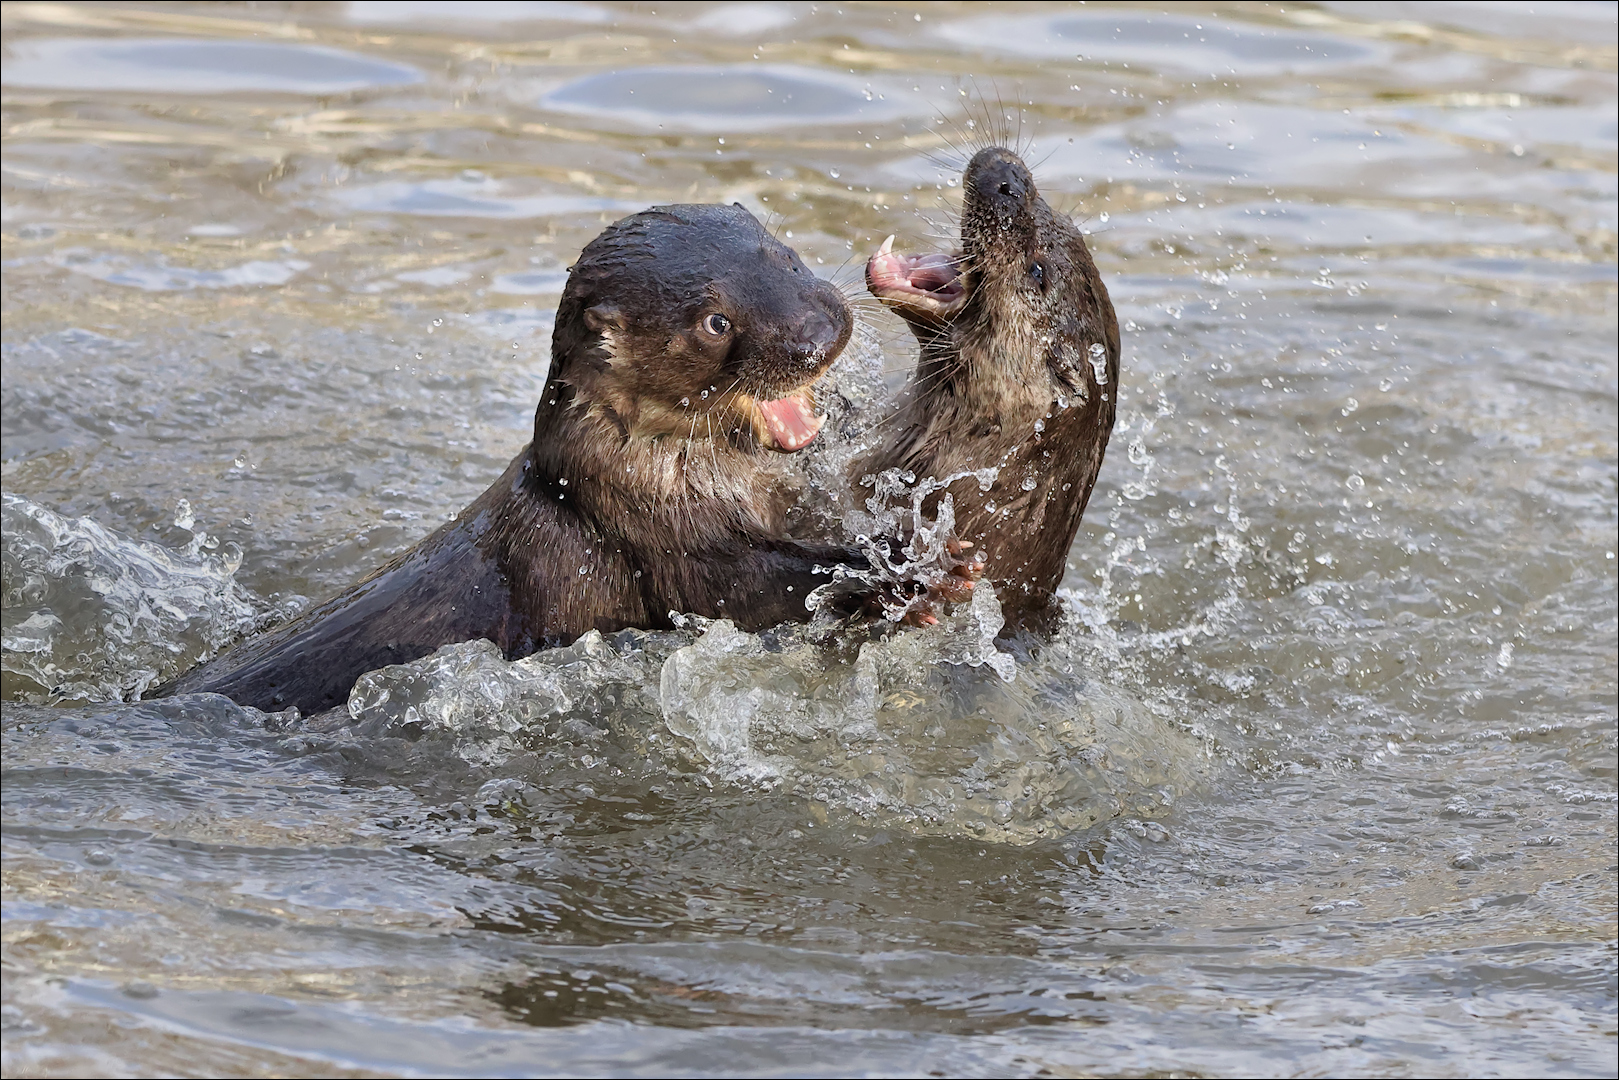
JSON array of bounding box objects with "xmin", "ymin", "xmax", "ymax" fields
[
  {"xmin": 1345, "ymin": 474, "xmax": 1366, "ymax": 491},
  {"xmin": 1098, "ymin": 211, "xmax": 1110, "ymax": 223},
  {"xmin": 679, "ymin": 397, "xmax": 691, "ymax": 407},
  {"xmin": 1033, "ymin": 418, "xmax": 1045, "ymax": 432},
  {"xmin": 1087, "ymin": 342, "xmax": 1109, "ymax": 385},
  {"xmin": 1379, "ymin": 378, "xmax": 1393, "ymax": 392},
  {"xmin": 432, "ymin": 318, "xmax": 443, "ymax": 326},
  {"xmin": 1021, "ymin": 477, "xmax": 1037, "ymax": 491},
  {"xmin": 1342, "ymin": 397, "xmax": 1359, "ymax": 415},
  {"xmin": 829, "ymin": 168, "xmax": 840, "ymax": 179},
  {"xmin": 1496, "ymin": 642, "xmax": 1514, "ymax": 667}
]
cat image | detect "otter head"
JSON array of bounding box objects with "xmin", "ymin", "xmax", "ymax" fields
[
  {"xmin": 866, "ymin": 146, "xmax": 1118, "ymax": 406},
  {"xmin": 549, "ymin": 203, "xmax": 852, "ymax": 453}
]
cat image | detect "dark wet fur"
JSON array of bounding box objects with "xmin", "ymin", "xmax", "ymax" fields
[
  {"xmin": 159, "ymin": 204, "xmax": 867, "ymax": 715},
  {"xmin": 856, "ymin": 146, "xmax": 1120, "ymax": 633}
]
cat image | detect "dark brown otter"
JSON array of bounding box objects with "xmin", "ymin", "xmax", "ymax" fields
[
  {"xmin": 159, "ymin": 203, "xmax": 944, "ymax": 716},
  {"xmin": 855, "ymin": 146, "xmax": 1120, "ymax": 633}
]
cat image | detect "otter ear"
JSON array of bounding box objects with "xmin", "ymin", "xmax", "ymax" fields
[{"xmin": 582, "ymin": 304, "xmax": 625, "ymax": 334}]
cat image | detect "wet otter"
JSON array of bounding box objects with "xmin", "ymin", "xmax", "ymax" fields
[
  {"xmin": 857, "ymin": 146, "xmax": 1120, "ymax": 632},
  {"xmin": 161, "ymin": 203, "xmax": 953, "ymax": 716}
]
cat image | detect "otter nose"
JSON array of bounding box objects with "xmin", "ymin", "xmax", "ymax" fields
[
  {"xmin": 788, "ymin": 308, "xmax": 842, "ymax": 365},
  {"xmin": 973, "ymin": 155, "xmax": 1032, "ymax": 207}
]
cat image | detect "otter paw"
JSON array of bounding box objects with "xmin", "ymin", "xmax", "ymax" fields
[
  {"xmin": 914, "ymin": 537, "xmax": 985, "ymax": 614},
  {"xmin": 945, "ymin": 538, "xmax": 987, "ymax": 583},
  {"xmin": 900, "ymin": 602, "xmax": 941, "ymax": 628}
]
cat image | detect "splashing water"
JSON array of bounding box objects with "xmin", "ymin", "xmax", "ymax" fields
[
  {"xmin": 1, "ymin": 493, "xmax": 263, "ymax": 702},
  {"xmin": 337, "ymin": 582, "xmax": 1205, "ymax": 844}
]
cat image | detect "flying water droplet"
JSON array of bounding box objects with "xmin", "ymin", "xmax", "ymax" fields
[{"xmin": 1088, "ymin": 342, "xmax": 1109, "ymax": 385}]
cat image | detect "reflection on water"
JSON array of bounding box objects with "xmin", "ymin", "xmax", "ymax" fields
[
  {"xmin": 2, "ymin": 1, "xmax": 1615, "ymax": 1077},
  {"xmin": 941, "ymin": 10, "xmax": 1384, "ymax": 71},
  {"xmin": 2, "ymin": 36, "xmax": 423, "ymax": 94},
  {"xmin": 328, "ymin": 175, "xmax": 637, "ymax": 219},
  {"xmin": 545, "ymin": 64, "xmax": 899, "ymax": 131}
]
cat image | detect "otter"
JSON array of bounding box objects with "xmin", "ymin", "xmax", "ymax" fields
[
  {"xmin": 856, "ymin": 146, "xmax": 1120, "ymax": 633},
  {"xmin": 160, "ymin": 203, "xmax": 962, "ymax": 716}
]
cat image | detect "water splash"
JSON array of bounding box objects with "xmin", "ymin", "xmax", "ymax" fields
[
  {"xmin": 1, "ymin": 493, "xmax": 262, "ymax": 702},
  {"xmin": 341, "ymin": 586, "xmax": 1204, "ymax": 844},
  {"xmin": 344, "ymin": 630, "xmax": 673, "ymax": 768}
]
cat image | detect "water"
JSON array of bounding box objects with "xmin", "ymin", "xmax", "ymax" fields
[{"xmin": 3, "ymin": 2, "xmax": 1615, "ymax": 1075}]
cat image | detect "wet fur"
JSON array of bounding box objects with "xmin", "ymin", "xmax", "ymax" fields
[
  {"xmin": 857, "ymin": 144, "xmax": 1121, "ymax": 632},
  {"xmin": 160, "ymin": 204, "xmax": 865, "ymax": 715}
]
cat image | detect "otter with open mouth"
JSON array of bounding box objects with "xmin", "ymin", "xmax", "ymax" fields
[
  {"xmin": 857, "ymin": 146, "xmax": 1120, "ymax": 633},
  {"xmin": 161, "ymin": 203, "xmax": 968, "ymax": 716}
]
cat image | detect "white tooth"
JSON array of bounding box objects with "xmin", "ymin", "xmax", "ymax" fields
[{"xmin": 879, "ymin": 234, "xmax": 895, "ymax": 257}]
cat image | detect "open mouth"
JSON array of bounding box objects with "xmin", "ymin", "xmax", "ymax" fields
[
  {"xmin": 746, "ymin": 388, "xmax": 824, "ymax": 453},
  {"xmin": 866, "ymin": 235, "xmax": 968, "ymax": 319}
]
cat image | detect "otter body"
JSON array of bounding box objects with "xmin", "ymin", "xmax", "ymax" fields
[
  {"xmin": 859, "ymin": 147, "xmax": 1120, "ymax": 631},
  {"xmin": 161, "ymin": 204, "xmax": 867, "ymax": 715}
]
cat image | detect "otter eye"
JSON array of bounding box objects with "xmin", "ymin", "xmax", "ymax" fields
[
  {"xmin": 701, "ymin": 312, "xmax": 732, "ymax": 336},
  {"xmin": 1029, "ymin": 261, "xmax": 1046, "ymax": 288}
]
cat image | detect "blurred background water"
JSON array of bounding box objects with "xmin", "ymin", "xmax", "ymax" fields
[{"xmin": 2, "ymin": 2, "xmax": 1615, "ymax": 1076}]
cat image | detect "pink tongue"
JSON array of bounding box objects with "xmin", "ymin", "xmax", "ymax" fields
[{"xmin": 756, "ymin": 395, "xmax": 822, "ymax": 452}]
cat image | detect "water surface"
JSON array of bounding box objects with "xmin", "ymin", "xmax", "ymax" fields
[{"xmin": 3, "ymin": 2, "xmax": 1615, "ymax": 1077}]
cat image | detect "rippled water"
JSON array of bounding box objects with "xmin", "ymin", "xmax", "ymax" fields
[{"xmin": 3, "ymin": 2, "xmax": 1616, "ymax": 1076}]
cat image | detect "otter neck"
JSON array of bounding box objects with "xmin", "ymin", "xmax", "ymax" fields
[
  {"xmin": 912, "ymin": 292, "xmax": 1059, "ymax": 420},
  {"xmin": 530, "ymin": 373, "xmax": 793, "ymax": 551}
]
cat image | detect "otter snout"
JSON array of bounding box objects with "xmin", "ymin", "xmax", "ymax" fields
[
  {"xmin": 787, "ymin": 305, "xmax": 847, "ymax": 366},
  {"xmin": 968, "ymin": 149, "xmax": 1035, "ymax": 215}
]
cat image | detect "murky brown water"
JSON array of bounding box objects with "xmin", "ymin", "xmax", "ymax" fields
[{"xmin": 3, "ymin": 2, "xmax": 1616, "ymax": 1076}]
